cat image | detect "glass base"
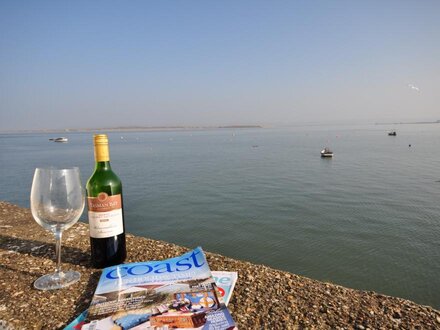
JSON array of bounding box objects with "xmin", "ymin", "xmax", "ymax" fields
[{"xmin": 34, "ymin": 270, "xmax": 81, "ymax": 290}]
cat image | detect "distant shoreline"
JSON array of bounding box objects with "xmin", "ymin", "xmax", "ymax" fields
[
  {"xmin": 0, "ymin": 125, "xmax": 263, "ymax": 134},
  {"xmin": 375, "ymin": 120, "xmax": 440, "ymax": 125}
]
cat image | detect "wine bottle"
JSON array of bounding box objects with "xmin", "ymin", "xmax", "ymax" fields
[{"xmin": 86, "ymin": 134, "xmax": 126, "ymax": 268}]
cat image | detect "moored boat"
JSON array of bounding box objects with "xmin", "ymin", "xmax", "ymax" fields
[
  {"xmin": 49, "ymin": 137, "xmax": 68, "ymax": 143},
  {"xmin": 321, "ymin": 147, "xmax": 333, "ymax": 157}
]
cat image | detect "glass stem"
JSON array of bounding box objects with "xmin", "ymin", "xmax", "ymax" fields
[{"xmin": 55, "ymin": 230, "xmax": 62, "ymax": 275}]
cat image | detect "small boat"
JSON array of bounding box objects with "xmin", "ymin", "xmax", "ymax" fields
[
  {"xmin": 321, "ymin": 147, "xmax": 333, "ymax": 157},
  {"xmin": 49, "ymin": 137, "xmax": 68, "ymax": 143},
  {"xmin": 388, "ymin": 131, "xmax": 397, "ymax": 136}
]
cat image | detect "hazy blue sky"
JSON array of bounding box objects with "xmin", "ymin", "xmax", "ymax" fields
[{"xmin": 1, "ymin": 1, "xmax": 439, "ymax": 130}]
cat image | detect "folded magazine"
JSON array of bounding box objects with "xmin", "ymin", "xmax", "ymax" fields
[
  {"xmin": 77, "ymin": 247, "xmax": 237, "ymax": 330},
  {"xmin": 65, "ymin": 271, "xmax": 237, "ymax": 329},
  {"xmin": 211, "ymin": 271, "xmax": 237, "ymax": 306}
]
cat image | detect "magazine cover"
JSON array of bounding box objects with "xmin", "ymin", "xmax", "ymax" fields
[
  {"xmin": 65, "ymin": 271, "xmax": 237, "ymax": 330},
  {"xmin": 80, "ymin": 247, "xmax": 236, "ymax": 330}
]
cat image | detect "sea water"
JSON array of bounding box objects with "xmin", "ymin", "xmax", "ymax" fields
[{"xmin": 0, "ymin": 124, "xmax": 439, "ymax": 308}]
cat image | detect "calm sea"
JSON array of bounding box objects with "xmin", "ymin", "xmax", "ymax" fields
[{"xmin": 1, "ymin": 124, "xmax": 439, "ymax": 309}]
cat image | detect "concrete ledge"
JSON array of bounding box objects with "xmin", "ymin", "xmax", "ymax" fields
[{"xmin": 1, "ymin": 201, "xmax": 439, "ymax": 329}]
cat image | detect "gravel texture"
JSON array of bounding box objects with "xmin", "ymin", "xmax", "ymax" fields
[{"xmin": 1, "ymin": 201, "xmax": 439, "ymax": 329}]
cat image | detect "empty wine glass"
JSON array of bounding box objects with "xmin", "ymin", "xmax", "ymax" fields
[{"xmin": 30, "ymin": 167, "xmax": 85, "ymax": 290}]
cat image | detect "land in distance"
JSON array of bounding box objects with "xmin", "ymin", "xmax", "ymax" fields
[
  {"xmin": 0, "ymin": 125, "xmax": 263, "ymax": 134},
  {"xmin": 375, "ymin": 120, "xmax": 440, "ymax": 125}
]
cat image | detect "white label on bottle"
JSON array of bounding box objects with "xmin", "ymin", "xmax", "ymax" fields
[{"xmin": 88, "ymin": 209, "xmax": 124, "ymax": 238}]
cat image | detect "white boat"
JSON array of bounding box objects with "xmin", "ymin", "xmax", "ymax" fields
[
  {"xmin": 321, "ymin": 147, "xmax": 333, "ymax": 157},
  {"xmin": 49, "ymin": 137, "xmax": 68, "ymax": 143}
]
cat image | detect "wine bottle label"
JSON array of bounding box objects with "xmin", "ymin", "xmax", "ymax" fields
[{"xmin": 87, "ymin": 193, "xmax": 124, "ymax": 238}]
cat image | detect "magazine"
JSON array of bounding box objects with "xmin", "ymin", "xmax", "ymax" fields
[
  {"xmin": 211, "ymin": 272, "xmax": 237, "ymax": 306},
  {"xmin": 65, "ymin": 271, "xmax": 237, "ymax": 329},
  {"xmin": 78, "ymin": 247, "xmax": 236, "ymax": 330}
]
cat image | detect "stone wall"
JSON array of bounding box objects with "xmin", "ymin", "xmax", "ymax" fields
[{"xmin": 1, "ymin": 202, "xmax": 439, "ymax": 329}]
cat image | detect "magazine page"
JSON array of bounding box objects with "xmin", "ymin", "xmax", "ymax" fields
[
  {"xmin": 80, "ymin": 247, "xmax": 236, "ymax": 330},
  {"xmin": 64, "ymin": 271, "xmax": 237, "ymax": 330},
  {"xmin": 212, "ymin": 272, "xmax": 237, "ymax": 306}
]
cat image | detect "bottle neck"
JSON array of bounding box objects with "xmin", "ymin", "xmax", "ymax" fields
[
  {"xmin": 94, "ymin": 143, "xmax": 110, "ymax": 163},
  {"xmin": 95, "ymin": 161, "xmax": 112, "ymax": 171}
]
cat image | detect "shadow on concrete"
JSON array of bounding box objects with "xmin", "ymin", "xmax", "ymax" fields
[
  {"xmin": 0, "ymin": 261, "xmax": 101, "ymax": 328},
  {"xmin": 0, "ymin": 234, "xmax": 91, "ymax": 268},
  {"xmin": 0, "ymin": 263, "xmax": 44, "ymax": 278},
  {"xmin": 1, "ymin": 234, "xmax": 102, "ymax": 327}
]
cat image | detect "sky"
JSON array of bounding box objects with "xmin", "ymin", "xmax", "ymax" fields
[{"xmin": 1, "ymin": 1, "xmax": 439, "ymax": 130}]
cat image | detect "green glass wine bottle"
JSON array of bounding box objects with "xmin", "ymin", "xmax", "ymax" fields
[{"xmin": 86, "ymin": 134, "xmax": 126, "ymax": 268}]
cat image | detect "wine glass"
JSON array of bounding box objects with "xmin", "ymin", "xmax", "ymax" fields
[{"xmin": 30, "ymin": 167, "xmax": 85, "ymax": 290}]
